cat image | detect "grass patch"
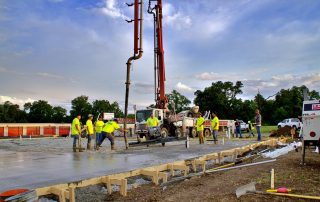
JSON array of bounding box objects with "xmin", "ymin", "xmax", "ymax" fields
[{"xmin": 260, "ymin": 125, "xmax": 277, "ymax": 134}]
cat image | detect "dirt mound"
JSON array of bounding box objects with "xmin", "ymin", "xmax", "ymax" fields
[{"xmin": 269, "ymin": 126, "xmax": 298, "ymax": 138}]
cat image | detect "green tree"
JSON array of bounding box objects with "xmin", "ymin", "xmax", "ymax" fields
[
  {"xmin": 194, "ymin": 81, "xmax": 243, "ymax": 119},
  {"xmin": 70, "ymin": 95, "xmax": 92, "ymax": 123},
  {"xmin": 52, "ymin": 106, "xmax": 67, "ymax": 123},
  {"xmin": 0, "ymin": 101, "xmax": 27, "ymax": 123},
  {"xmin": 28, "ymin": 100, "xmax": 53, "ymax": 123},
  {"xmin": 167, "ymin": 90, "xmax": 191, "ymax": 113}
]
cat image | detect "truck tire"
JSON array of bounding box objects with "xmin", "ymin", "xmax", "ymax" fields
[
  {"xmin": 161, "ymin": 128, "xmax": 168, "ymax": 138},
  {"xmin": 204, "ymin": 129, "xmax": 211, "ymax": 138},
  {"xmin": 160, "ymin": 128, "xmax": 168, "ymax": 147},
  {"xmin": 189, "ymin": 128, "xmax": 197, "ymax": 138},
  {"xmin": 175, "ymin": 128, "xmax": 183, "ymax": 138}
]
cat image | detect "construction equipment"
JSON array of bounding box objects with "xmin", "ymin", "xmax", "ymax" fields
[{"xmin": 123, "ymin": 0, "xmax": 200, "ymax": 147}]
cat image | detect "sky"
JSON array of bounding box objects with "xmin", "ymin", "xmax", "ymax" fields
[{"xmin": 0, "ymin": 0, "xmax": 320, "ymax": 112}]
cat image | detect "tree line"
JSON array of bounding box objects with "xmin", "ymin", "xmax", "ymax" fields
[
  {"xmin": 0, "ymin": 82, "xmax": 319, "ymax": 125},
  {"xmin": 0, "ymin": 96, "xmax": 123, "ymax": 124},
  {"xmin": 194, "ymin": 81, "xmax": 319, "ymax": 125}
]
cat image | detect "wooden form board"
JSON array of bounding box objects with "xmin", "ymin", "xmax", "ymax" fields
[{"xmin": 35, "ymin": 138, "xmax": 285, "ymax": 201}]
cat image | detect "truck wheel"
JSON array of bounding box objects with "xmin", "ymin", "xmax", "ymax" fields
[
  {"xmin": 204, "ymin": 129, "xmax": 211, "ymax": 137},
  {"xmin": 278, "ymin": 125, "xmax": 281, "ymax": 129},
  {"xmin": 189, "ymin": 128, "xmax": 197, "ymax": 138},
  {"xmin": 175, "ymin": 128, "xmax": 183, "ymax": 138},
  {"xmin": 161, "ymin": 128, "xmax": 168, "ymax": 138}
]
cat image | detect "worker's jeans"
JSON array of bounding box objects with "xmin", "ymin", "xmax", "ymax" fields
[
  {"xmin": 96, "ymin": 132, "xmax": 101, "ymax": 145},
  {"xmin": 197, "ymin": 131, "xmax": 204, "ymax": 144},
  {"xmin": 99, "ymin": 132, "xmax": 114, "ymax": 146},
  {"xmin": 87, "ymin": 134, "xmax": 92, "ymax": 144},
  {"xmin": 212, "ymin": 130, "xmax": 218, "ymax": 141},
  {"xmin": 72, "ymin": 135, "xmax": 79, "ymax": 148},
  {"xmin": 256, "ymin": 126, "xmax": 261, "ymax": 141},
  {"xmin": 236, "ymin": 127, "xmax": 242, "ymax": 138}
]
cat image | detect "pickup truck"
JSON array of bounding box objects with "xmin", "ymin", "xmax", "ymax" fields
[
  {"xmin": 239, "ymin": 120, "xmax": 249, "ymax": 132},
  {"xmin": 277, "ymin": 118, "xmax": 302, "ymax": 129}
]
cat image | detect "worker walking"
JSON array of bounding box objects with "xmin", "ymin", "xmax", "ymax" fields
[
  {"xmin": 211, "ymin": 112, "xmax": 219, "ymax": 144},
  {"xmin": 98, "ymin": 118, "xmax": 124, "ymax": 151},
  {"xmin": 255, "ymin": 109, "xmax": 262, "ymax": 141},
  {"xmin": 86, "ymin": 114, "xmax": 94, "ymax": 150},
  {"xmin": 71, "ymin": 114, "xmax": 82, "ymax": 152},
  {"xmin": 95, "ymin": 115, "xmax": 104, "ymax": 149},
  {"xmin": 196, "ymin": 113, "xmax": 205, "ymax": 144},
  {"xmin": 146, "ymin": 114, "xmax": 160, "ymax": 137}
]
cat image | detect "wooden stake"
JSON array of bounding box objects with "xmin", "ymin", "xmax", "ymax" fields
[{"xmin": 271, "ymin": 168, "xmax": 275, "ymax": 189}]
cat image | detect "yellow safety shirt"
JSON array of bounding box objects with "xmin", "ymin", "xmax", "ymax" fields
[
  {"xmin": 196, "ymin": 117, "xmax": 205, "ymax": 131},
  {"xmin": 71, "ymin": 118, "xmax": 80, "ymax": 135},
  {"xmin": 147, "ymin": 117, "xmax": 159, "ymax": 127},
  {"xmin": 211, "ymin": 116, "xmax": 219, "ymax": 131},
  {"xmin": 102, "ymin": 121, "xmax": 120, "ymax": 133},
  {"xmin": 95, "ymin": 120, "xmax": 104, "ymax": 133},
  {"xmin": 86, "ymin": 119, "xmax": 93, "ymax": 135}
]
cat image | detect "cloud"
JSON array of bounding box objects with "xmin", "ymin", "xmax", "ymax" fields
[
  {"xmin": 48, "ymin": 0, "xmax": 64, "ymax": 3},
  {"xmin": 195, "ymin": 72, "xmax": 241, "ymax": 81},
  {"xmin": 162, "ymin": 3, "xmax": 192, "ymax": 30},
  {"xmin": 175, "ymin": 82, "xmax": 194, "ymax": 93},
  {"xmin": 0, "ymin": 95, "xmax": 35, "ymax": 107},
  {"xmin": 95, "ymin": 0, "xmax": 128, "ymax": 19},
  {"xmin": 36, "ymin": 72, "xmax": 64, "ymax": 79},
  {"xmin": 133, "ymin": 82, "xmax": 154, "ymax": 94},
  {"xmin": 164, "ymin": 12, "xmax": 192, "ymax": 30}
]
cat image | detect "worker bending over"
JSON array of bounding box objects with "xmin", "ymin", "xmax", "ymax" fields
[
  {"xmin": 211, "ymin": 112, "xmax": 219, "ymax": 144},
  {"xmin": 86, "ymin": 114, "xmax": 94, "ymax": 150},
  {"xmin": 146, "ymin": 114, "xmax": 160, "ymax": 137},
  {"xmin": 196, "ymin": 113, "xmax": 205, "ymax": 144},
  {"xmin": 97, "ymin": 118, "xmax": 124, "ymax": 150}
]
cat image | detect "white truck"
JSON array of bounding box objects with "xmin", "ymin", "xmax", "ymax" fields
[
  {"xmin": 301, "ymin": 100, "xmax": 320, "ymax": 164},
  {"xmin": 135, "ymin": 106, "xmax": 203, "ymax": 140},
  {"xmin": 277, "ymin": 118, "xmax": 302, "ymax": 129}
]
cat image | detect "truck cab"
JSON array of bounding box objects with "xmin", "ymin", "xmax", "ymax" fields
[{"xmin": 135, "ymin": 108, "xmax": 164, "ymax": 139}]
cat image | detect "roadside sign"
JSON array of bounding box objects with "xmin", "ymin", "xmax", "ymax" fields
[{"xmin": 103, "ymin": 113, "xmax": 114, "ymax": 120}]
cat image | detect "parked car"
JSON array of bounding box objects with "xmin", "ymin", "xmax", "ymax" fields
[
  {"xmin": 277, "ymin": 118, "xmax": 302, "ymax": 129},
  {"xmin": 239, "ymin": 120, "xmax": 249, "ymax": 132}
]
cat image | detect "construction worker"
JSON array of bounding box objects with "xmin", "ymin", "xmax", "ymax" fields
[
  {"xmin": 71, "ymin": 114, "xmax": 82, "ymax": 152},
  {"xmin": 247, "ymin": 121, "xmax": 255, "ymax": 138},
  {"xmin": 86, "ymin": 114, "xmax": 94, "ymax": 150},
  {"xmin": 211, "ymin": 112, "xmax": 219, "ymax": 144},
  {"xmin": 98, "ymin": 118, "xmax": 124, "ymax": 150},
  {"xmin": 196, "ymin": 113, "xmax": 205, "ymax": 144},
  {"xmin": 146, "ymin": 114, "xmax": 160, "ymax": 137},
  {"xmin": 95, "ymin": 115, "xmax": 104, "ymax": 149},
  {"xmin": 255, "ymin": 109, "xmax": 262, "ymax": 141},
  {"xmin": 235, "ymin": 119, "xmax": 242, "ymax": 138}
]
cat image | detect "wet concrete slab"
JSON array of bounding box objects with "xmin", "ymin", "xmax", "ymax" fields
[{"xmin": 0, "ymin": 138, "xmax": 257, "ymax": 192}]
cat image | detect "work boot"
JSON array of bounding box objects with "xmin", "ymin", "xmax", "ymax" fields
[
  {"xmin": 111, "ymin": 145, "xmax": 116, "ymax": 151},
  {"xmin": 73, "ymin": 147, "xmax": 77, "ymax": 152}
]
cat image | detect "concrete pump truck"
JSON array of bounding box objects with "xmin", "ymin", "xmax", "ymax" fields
[{"xmin": 123, "ymin": 0, "xmax": 200, "ymax": 148}]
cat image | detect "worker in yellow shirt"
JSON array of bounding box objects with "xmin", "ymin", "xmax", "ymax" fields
[
  {"xmin": 71, "ymin": 114, "xmax": 82, "ymax": 152},
  {"xmin": 146, "ymin": 114, "xmax": 160, "ymax": 138},
  {"xmin": 95, "ymin": 115, "xmax": 104, "ymax": 149},
  {"xmin": 196, "ymin": 113, "xmax": 205, "ymax": 144},
  {"xmin": 86, "ymin": 114, "xmax": 94, "ymax": 150},
  {"xmin": 98, "ymin": 118, "xmax": 124, "ymax": 150},
  {"xmin": 211, "ymin": 112, "xmax": 219, "ymax": 144}
]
